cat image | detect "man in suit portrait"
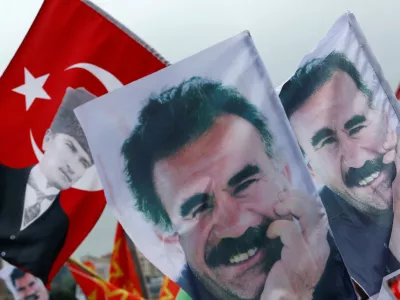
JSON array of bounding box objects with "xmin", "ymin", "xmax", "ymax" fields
[
  {"xmin": 0, "ymin": 87, "xmax": 95, "ymax": 283},
  {"xmin": 279, "ymin": 51, "xmax": 400, "ymax": 295},
  {"xmin": 121, "ymin": 77, "xmax": 357, "ymax": 300},
  {"xmin": 10, "ymin": 267, "xmax": 49, "ymax": 300}
]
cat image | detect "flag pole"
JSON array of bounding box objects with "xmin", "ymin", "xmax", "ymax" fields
[
  {"xmin": 126, "ymin": 234, "xmax": 149, "ymax": 299},
  {"xmin": 0, "ymin": 259, "xmax": 6, "ymax": 298}
]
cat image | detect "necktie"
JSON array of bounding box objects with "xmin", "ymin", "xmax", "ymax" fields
[{"xmin": 23, "ymin": 177, "xmax": 58, "ymax": 227}]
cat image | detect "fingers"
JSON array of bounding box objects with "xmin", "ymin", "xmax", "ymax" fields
[
  {"xmin": 274, "ymin": 190, "xmax": 314, "ymax": 217},
  {"xmin": 383, "ymin": 131, "xmax": 397, "ymax": 152},
  {"xmin": 265, "ymin": 219, "xmax": 330, "ymax": 298},
  {"xmin": 274, "ymin": 190, "xmax": 326, "ymax": 237},
  {"xmin": 261, "ymin": 261, "xmax": 294, "ymax": 300},
  {"xmin": 267, "ymin": 220, "xmax": 302, "ymax": 249},
  {"xmin": 383, "ymin": 149, "xmax": 396, "ymax": 165},
  {"xmin": 382, "ymin": 131, "xmax": 397, "ymax": 164},
  {"xmin": 395, "ymin": 126, "xmax": 400, "ymax": 173}
]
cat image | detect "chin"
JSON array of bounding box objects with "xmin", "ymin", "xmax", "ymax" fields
[
  {"xmin": 199, "ymin": 271, "xmax": 265, "ymax": 300},
  {"xmin": 53, "ymin": 181, "xmax": 69, "ymax": 191}
]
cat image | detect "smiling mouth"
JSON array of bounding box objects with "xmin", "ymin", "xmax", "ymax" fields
[
  {"xmin": 357, "ymin": 170, "xmax": 381, "ymax": 187},
  {"xmin": 228, "ymin": 247, "xmax": 260, "ymax": 265},
  {"xmin": 344, "ymin": 156, "xmax": 395, "ymax": 188},
  {"xmin": 205, "ymin": 222, "xmax": 270, "ymax": 268}
]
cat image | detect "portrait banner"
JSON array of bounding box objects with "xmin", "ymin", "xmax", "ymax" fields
[
  {"xmin": 279, "ymin": 12, "xmax": 400, "ymax": 297},
  {"xmin": 0, "ymin": 0, "xmax": 166, "ymax": 286},
  {"xmin": 0, "ymin": 264, "xmax": 49, "ymax": 300},
  {"xmin": 75, "ymin": 32, "xmax": 357, "ymax": 299}
]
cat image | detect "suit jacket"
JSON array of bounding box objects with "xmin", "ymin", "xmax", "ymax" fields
[
  {"xmin": 177, "ymin": 233, "xmax": 357, "ymax": 300},
  {"xmin": 320, "ymin": 186, "xmax": 400, "ymax": 296},
  {"xmin": 0, "ymin": 164, "xmax": 68, "ymax": 284}
]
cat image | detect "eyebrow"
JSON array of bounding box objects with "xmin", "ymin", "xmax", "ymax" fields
[
  {"xmin": 66, "ymin": 140, "xmax": 77, "ymax": 152},
  {"xmin": 311, "ymin": 128, "xmax": 335, "ymax": 147},
  {"xmin": 180, "ymin": 193, "xmax": 209, "ymax": 217},
  {"xmin": 227, "ymin": 164, "xmax": 260, "ymax": 187},
  {"xmin": 80, "ymin": 157, "xmax": 90, "ymax": 168},
  {"xmin": 344, "ymin": 115, "xmax": 366, "ymax": 130}
]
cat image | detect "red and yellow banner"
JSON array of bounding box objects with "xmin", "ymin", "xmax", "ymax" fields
[
  {"xmin": 109, "ymin": 223, "xmax": 143, "ymax": 297},
  {"xmin": 67, "ymin": 258, "xmax": 143, "ymax": 300},
  {"xmin": 159, "ymin": 276, "xmax": 181, "ymax": 300}
]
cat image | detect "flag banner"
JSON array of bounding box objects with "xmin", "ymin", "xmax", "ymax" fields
[
  {"xmin": 377, "ymin": 271, "xmax": 400, "ymax": 300},
  {"xmin": 159, "ymin": 276, "xmax": 181, "ymax": 300},
  {"xmin": 0, "ymin": 264, "xmax": 49, "ymax": 300},
  {"xmin": 67, "ymin": 258, "xmax": 142, "ymax": 300},
  {"xmin": 109, "ymin": 223, "xmax": 143, "ymax": 298},
  {"xmin": 0, "ymin": 0, "xmax": 166, "ymax": 286},
  {"xmin": 396, "ymin": 85, "xmax": 400, "ymax": 100},
  {"xmin": 75, "ymin": 32, "xmax": 357, "ymax": 299},
  {"xmin": 279, "ymin": 12, "xmax": 400, "ymax": 297}
]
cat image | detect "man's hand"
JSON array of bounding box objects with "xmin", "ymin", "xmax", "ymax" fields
[
  {"xmin": 260, "ymin": 190, "xmax": 330, "ymax": 300},
  {"xmin": 386, "ymin": 127, "xmax": 400, "ymax": 261}
]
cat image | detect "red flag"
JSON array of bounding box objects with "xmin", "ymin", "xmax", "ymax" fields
[
  {"xmin": 67, "ymin": 259, "xmax": 143, "ymax": 300},
  {"xmin": 109, "ymin": 223, "xmax": 143, "ymax": 297},
  {"xmin": 0, "ymin": 0, "xmax": 166, "ymax": 286},
  {"xmin": 159, "ymin": 276, "xmax": 181, "ymax": 300},
  {"xmin": 82, "ymin": 260, "xmax": 97, "ymax": 273},
  {"xmin": 396, "ymin": 85, "xmax": 400, "ymax": 100}
]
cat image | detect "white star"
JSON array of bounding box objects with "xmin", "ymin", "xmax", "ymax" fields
[{"xmin": 12, "ymin": 68, "xmax": 51, "ymax": 110}]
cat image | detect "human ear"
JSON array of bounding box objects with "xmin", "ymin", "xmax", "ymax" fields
[{"xmin": 42, "ymin": 129, "xmax": 53, "ymax": 150}]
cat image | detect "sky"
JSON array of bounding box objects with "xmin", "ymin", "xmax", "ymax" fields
[{"xmin": 1, "ymin": 0, "xmax": 400, "ymax": 259}]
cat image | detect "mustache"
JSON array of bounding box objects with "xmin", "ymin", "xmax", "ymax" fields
[
  {"xmin": 24, "ymin": 294, "xmax": 39, "ymax": 300},
  {"xmin": 59, "ymin": 167, "xmax": 72, "ymax": 182},
  {"xmin": 205, "ymin": 219, "xmax": 282, "ymax": 269},
  {"xmin": 344, "ymin": 155, "xmax": 395, "ymax": 188}
]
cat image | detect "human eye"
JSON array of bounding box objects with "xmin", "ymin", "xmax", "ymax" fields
[
  {"xmin": 233, "ymin": 179, "xmax": 259, "ymax": 196},
  {"xmin": 191, "ymin": 201, "xmax": 214, "ymax": 218},
  {"xmin": 349, "ymin": 125, "xmax": 366, "ymax": 136},
  {"xmin": 66, "ymin": 140, "xmax": 77, "ymax": 152},
  {"xmin": 318, "ymin": 137, "xmax": 337, "ymax": 149},
  {"xmin": 80, "ymin": 158, "xmax": 90, "ymax": 168}
]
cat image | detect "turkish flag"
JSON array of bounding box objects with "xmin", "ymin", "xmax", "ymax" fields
[
  {"xmin": 109, "ymin": 223, "xmax": 144, "ymax": 298},
  {"xmin": 159, "ymin": 276, "xmax": 181, "ymax": 300},
  {"xmin": 396, "ymin": 85, "xmax": 400, "ymax": 100},
  {"xmin": 67, "ymin": 259, "xmax": 143, "ymax": 300},
  {"xmin": 0, "ymin": 0, "xmax": 166, "ymax": 286}
]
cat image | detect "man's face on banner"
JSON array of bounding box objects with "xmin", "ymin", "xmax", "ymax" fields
[
  {"xmin": 39, "ymin": 130, "xmax": 92, "ymax": 190},
  {"xmin": 291, "ymin": 70, "xmax": 395, "ymax": 214},
  {"xmin": 14, "ymin": 273, "xmax": 48, "ymax": 300},
  {"xmin": 154, "ymin": 115, "xmax": 288, "ymax": 300}
]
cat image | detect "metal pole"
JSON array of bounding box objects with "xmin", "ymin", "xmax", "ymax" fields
[
  {"xmin": 126, "ymin": 235, "xmax": 150, "ymax": 299},
  {"xmin": 0, "ymin": 259, "xmax": 7, "ymax": 298}
]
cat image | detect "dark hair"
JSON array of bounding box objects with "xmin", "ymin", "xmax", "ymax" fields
[
  {"xmin": 50, "ymin": 88, "xmax": 95, "ymax": 163},
  {"xmin": 279, "ymin": 51, "xmax": 372, "ymax": 118},
  {"xmin": 10, "ymin": 268, "xmax": 26, "ymax": 287},
  {"xmin": 121, "ymin": 76, "xmax": 274, "ymax": 230}
]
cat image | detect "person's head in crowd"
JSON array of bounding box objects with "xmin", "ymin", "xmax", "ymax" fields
[
  {"xmin": 122, "ymin": 77, "xmax": 323, "ymax": 299},
  {"xmin": 280, "ymin": 51, "xmax": 395, "ymax": 215},
  {"xmin": 10, "ymin": 268, "xmax": 48, "ymax": 300},
  {"xmin": 39, "ymin": 87, "xmax": 95, "ymax": 190}
]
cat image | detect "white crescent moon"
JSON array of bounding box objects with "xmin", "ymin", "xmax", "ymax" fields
[{"xmin": 29, "ymin": 63, "xmax": 124, "ymax": 192}]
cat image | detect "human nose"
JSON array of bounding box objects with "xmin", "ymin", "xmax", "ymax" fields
[
  {"xmin": 211, "ymin": 192, "xmax": 247, "ymax": 239},
  {"xmin": 67, "ymin": 157, "xmax": 85, "ymax": 174},
  {"xmin": 25, "ymin": 286, "xmax": 34, "ymax": 296},
  {"xmin": 340, "ymin": 138, "xmax": 364, "ymax": 168}
]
